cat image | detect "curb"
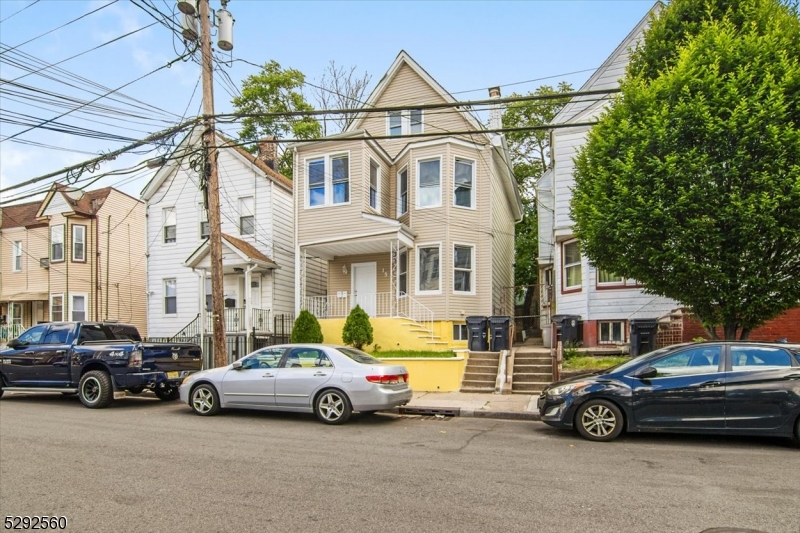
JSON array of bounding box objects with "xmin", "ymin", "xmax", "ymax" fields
[{"xmin": 392, "ymin": 405, "xmax": 541, "ymax": 422}]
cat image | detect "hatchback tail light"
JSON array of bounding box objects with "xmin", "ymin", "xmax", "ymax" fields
[{"xmin": 366, "ymin": 373, "xmax": 409, "ymax": 385}]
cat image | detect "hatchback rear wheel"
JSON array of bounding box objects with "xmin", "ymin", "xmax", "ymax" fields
[
  {"xmin": 315, "ymin": 389, "xmax": 352, "ymax": 425},
  {"xmin": 575, "ymin": 399, "xmax": 624, "ymax": 442}
]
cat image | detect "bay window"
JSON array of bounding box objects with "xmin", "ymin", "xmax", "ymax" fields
[
  {"xmin": 417, "ymin": 158, "xmax": 441, "ymax": 208},
  {"xmin": 417, "ymin": 244, "xmax": 441, "ymax": 294},
  {"xmin": 51, "ymin": 224, "xmax": 64, "ymax": 262},
  {"xmin": 397, "ymin": 167, "xmax": 408, "ymax": 215},
  {"xmin": 454, "ymin": 158, "xmax": 474, "ymax": 208},
  {"xmin": 453, "ymin": 244, "xmax": 474, "ymax": 293},
  {"xmin": 307, "ymin": 154, "xmax": 349, "ymax": 207},
  {"xmin": 72, "ymin": 225, "xmax": 86, "ymax": 262}
]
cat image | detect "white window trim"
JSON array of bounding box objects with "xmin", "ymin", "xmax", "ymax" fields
[
  {"xmin": 304, "ymin": 151, "xmax": 351, "ymax": 209},
  {"xmin": 453, "ymin": 242, "xmax": 476, "ymax": 295},
  {"xmin": 415, "ymin": 242, "xmax": 442, "ymax": 296},
  {"xmin": 12, "ymin": 240, "xmax": 22, "ymax": 272},
  {"xmin": 598, "ymin": 321, "xmax": 626, "ymax": 344},
  {"xmin": 385, "ymin": 109, "xmax": 424, "ymax": 136},
  {"xmin": 164, "ymin": 278, "xmax": 177, "ymax": 315},
  {"xmin": 238, "ymin": 196, "xmax": 255, "ymax": 236},
  {"xmin": 368, "ymin": 158, "xmax": 381, "ymax": 212},
  {"xmin": 563, "ymin": 240, "xmax": 582, "ymax": 290},
  {"xmin": 70, "ymin": 293, "xmax": 89, "ymax": 322},
  {"xmin": 397, "ymin": 165, "xmax": 409, "ymax": 216},
  {"xmin": 452, "ymin": 156, "xmax": 477, "ymax": 210},
  {"xmin": 416, "ymin": 156, "xmax": 442, "ymax": 209},
  {"xmin": 72, "ymin": 224, "xmax": 86, "ymax": 262},
  {"xmin": 163, "ymin": 207, "xmax": 177, "ymax": 245},
  {"xmin": 397, "ymin": 247, "xmax": 408, "ymax": 298},
  {"xmin": 50, "ymin": 293, "xmax": 65, "ymax": 322},
  {"xmin": 51, "ymin": 224, "xmax": 65, "ymax": 262},
  {"xmin": 453, "ymin": 323, "xmax": 468, "ymax": 341}
]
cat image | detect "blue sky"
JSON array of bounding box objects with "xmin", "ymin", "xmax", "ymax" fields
[{"xmin": 0, "ymin": 0, "xmax": 656, "ymax": 202}]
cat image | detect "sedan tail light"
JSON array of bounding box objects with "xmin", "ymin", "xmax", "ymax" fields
[{"xmin": 366, "ymin": 373, "xmax": 409, "ymax": 385}]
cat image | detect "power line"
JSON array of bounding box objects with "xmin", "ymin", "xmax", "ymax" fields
[{"xmin": 0, "ymin": 0, "xmax": 40, "ymax": 24}]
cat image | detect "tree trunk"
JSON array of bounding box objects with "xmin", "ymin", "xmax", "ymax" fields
[
  {"xmin": 739, "ymin": 328, "xmax": 751, "ymax": 340},
  {"xmin": 703, "ymin": 325, "xmax": 719, "ymax": 340}
]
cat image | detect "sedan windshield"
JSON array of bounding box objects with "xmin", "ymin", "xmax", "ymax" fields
[{"xmin": 337, "ymin": 347, "xmax": 383, "ymax": 365}]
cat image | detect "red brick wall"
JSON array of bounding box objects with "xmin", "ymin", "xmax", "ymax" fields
[{"xmin": 682, "ymin": 307, "xmax": 800, "ymax": 342}]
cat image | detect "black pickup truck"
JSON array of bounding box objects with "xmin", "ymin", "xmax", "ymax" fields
[{"xmin": 0, "ymin": 322, "xmax": 202, "ymax": 408}]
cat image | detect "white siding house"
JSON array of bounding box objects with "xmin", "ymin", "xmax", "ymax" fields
[
  {"xmin": 141, "ymin": 129, "xmax": 301, "ymax": 338},
  {"xmin": 537, "ymin": 3, "xmax": 677, "ymax": 348}
]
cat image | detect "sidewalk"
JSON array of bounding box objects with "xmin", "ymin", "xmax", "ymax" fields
[{"xmin": 392, "ymin": 391, "xmax": 541, "ymax": 421}]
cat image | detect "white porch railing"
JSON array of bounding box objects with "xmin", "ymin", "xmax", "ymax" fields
[
  {"xmin": 302, "ymin": 292, "xmax": 434, "ymax": 337},
  {"xmin": 0, "ymin": 323, "xmax": 27, "ymax": 340},
  {"xmin": 202, "ymin": 308, "xmax": 271, "ymax": 333}
]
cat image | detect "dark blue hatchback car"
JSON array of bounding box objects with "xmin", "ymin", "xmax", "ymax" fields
[{"xmin": 538, "ymin": 342, "xmax": 800, "ymax": 442}]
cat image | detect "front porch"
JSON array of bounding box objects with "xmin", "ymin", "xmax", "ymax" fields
[
  {"xmin": 0, "ymin": 295, "xmax": 48, "ymax": 340},
  {"xmin": 173, "ymin": 307, "xmax": 272, "ymax": 337}
]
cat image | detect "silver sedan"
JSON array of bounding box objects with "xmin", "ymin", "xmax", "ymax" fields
[{"xmin": 178, "ymin": 344, "xmax": 413, "ymax": 424}]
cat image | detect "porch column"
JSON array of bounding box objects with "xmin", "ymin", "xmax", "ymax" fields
[
  {"xmin": 197, "ymin": 269, "xmax": 207, "ymax": 336},
  {"xmin": 244, "ymin": 264, "xmax": 257, "ymax": 335}
]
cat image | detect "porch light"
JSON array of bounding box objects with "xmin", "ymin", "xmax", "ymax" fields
[{"xmin": 342, "ymin": 265, "xmax": 348, "ymax": 274}]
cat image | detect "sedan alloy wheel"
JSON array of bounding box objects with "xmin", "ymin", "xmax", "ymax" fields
[
  {"xmin": 191, "ymin": 384, "xmax": 220, "ymax": 416},
  {"xmin": 315, "ymin": 389, "xmax": 352, "ymax": 425}
]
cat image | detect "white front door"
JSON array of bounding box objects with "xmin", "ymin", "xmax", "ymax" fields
[
  {"xmin": 250, "ymin": 279, "xmax": 261, "ymax": 309},
  {"xmin": 351, "ymin": 262, "xmax": 377, "ymax": 316}
]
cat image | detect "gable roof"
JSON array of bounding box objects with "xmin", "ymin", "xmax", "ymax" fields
[
  {"xmin": 35, "ymin": 183, "xmax": 115, "ymax": 219},
  {"xmin": 222, "ymin": 234, "xmax": 276, "ymax": 265},
  {"xmin": 553, "ymin": 2, "xmax": 661, "ymax": 125},
  {"xmin": 183, "ymin": 233, "xmax": 278, "ymax": 270},
  {"xmin": 140, "ymin": 127, "xmax": 292, "ymax": 201},
  {"xmin": 1, "ymin": 200, "xmax": 43, "ymax": 229},
  {"xmin": 346, "ymin": 50, "xmax": 484, "ymax": 135}
]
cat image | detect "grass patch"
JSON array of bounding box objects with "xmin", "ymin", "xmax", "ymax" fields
[
  {"xmin": 374, "ymin": 350, "xmax": 457, "ymax": 358},
  {"xmin": 563, "ymin": 356, "xmax": 630, "ymax": 370}
]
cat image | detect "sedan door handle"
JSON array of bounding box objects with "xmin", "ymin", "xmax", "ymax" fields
[
  {"xmin": 262, "ymin": 373, "xmax": 274, "ymax": 378},
  {"xmin": 313, "ymin": 372, "xmax": 328, "ymax": 377},
  {"xmin": 786, "ymin": 373, "xmax": 800, "ymax": 380},
  {"xmin": 699, "ymin": 380, "xmax": 723, "ymax": 388}
]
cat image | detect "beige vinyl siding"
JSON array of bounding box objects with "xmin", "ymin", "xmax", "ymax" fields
[
  {"xmin": 359, "ymin": 64, "xmax": 475, "ymax": 158},
  {"xmin": 0, "ymin": 226, "xmax": 49, "ymax": 300},
  {"xmin": 490, "ymin": 150, "xmax": 516, "ymax": 317},
  {"xmin": 328, "ymin": 253, "xmax": 392, "ymax": 296},
  {"xmin": 97, "ymin": 190, "xmax": 147, "ymax": 335},
  {"xmin": 46, "ymin": 213, "xmax": 95, "ymax": 322}
]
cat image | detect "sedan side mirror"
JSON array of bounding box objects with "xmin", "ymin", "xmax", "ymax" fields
[
  {"xmin": 636, "ymin": 366, "xmax": 658, "ymax": 379},
  {"xmin": 231, "ymin": 361, "xmax": 243, "ymax": 370}
]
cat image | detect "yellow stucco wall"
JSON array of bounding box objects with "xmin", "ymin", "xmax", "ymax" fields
[
  {"xmin": 380, "ymin": 357, "xmax": 467, "ymax": 392},
  {"xmin": 318, "ymin": 317, "xmax": 470, "ymax": 352}
]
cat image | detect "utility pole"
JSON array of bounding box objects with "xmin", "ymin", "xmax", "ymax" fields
[{"xmin": 198, "ymin": 0, "xmax": 227, "ymax": 367}]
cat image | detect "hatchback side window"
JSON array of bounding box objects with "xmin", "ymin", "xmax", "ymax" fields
[
  {"xmin": 16, "ymin": 325, "xmax": 48, "ymax": 345},
  {"xmin": 731, "ymin": 346, "xmax": 791, "ymax": 370},
  {"xmin": 650, "ymin": 346, "xmax": 721, "ymax": 377}
]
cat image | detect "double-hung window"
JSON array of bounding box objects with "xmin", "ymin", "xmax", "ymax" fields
[
  {"xmin": 387, "ymin": 109, "xmax": 423, "ymax": 136},
  {"xmin": 239, "ymin": 196, "xmax": 255, "ymax": 236},
  {"xmin": 51, "ymin": 225, "xmax": 64, "ymax": 262},
  {"xmin": 50, "ymin": 294, "xmax": 64, "ymax": 322},
  {"xmin": 563, "ymin": 240, "xmax": 582, "ymax": 290},
  {"xmin": 307, "ymin": 154, "xmax": 349, "ymax": 207},
  {"xmin": 12, "ymin": 241, "xmax": 22, "ymax": 271},
  {"xmin": 599, "ymin": 321, "xmax": 625, "ymax": 344},
  {"xmin": 71, "ymin": 294, "xmax": 87, "ymax": 321},
  {"xmin": 72, "ymin": 225, "xmax": 86, "ymax": 262},
  {"xmin": 453, "ymin": 244, "xmax": 474, "ymax": 293},
  {"xmin": 417, "ymin": 158, "xmax": 441, "ymax": 208},
  {"xmin": 164, "ymin": 279, "xmax": 177, "ymax": 314},
  {"xmin": 597, "ymin": 270, "xmax": 624, "ymax": 285},
  {"xmin": 417, "ymin": 244, "xmax": 441, "ymax": 294},
  {"xmin": 369, "ymin": 159, "xmax": 380, "ymax": 210},
  {"xmin": 397, "ymin": 167, "xmax": 408, "ymax": 215},
  {"xmin": 163, "ymin": 207, "xmax": 176, "ymax": 243},
  {"xmin": 454, "ymin": 158, "xmax": 474, "ymax": 208},
  {"xmin": 398, "ymin": 249, "xmax": 408, "ymax": 296}
]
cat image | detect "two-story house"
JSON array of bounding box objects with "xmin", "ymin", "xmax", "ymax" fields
[
  {"xmin": 141, "ymin": 127, "xmax": 303, "ymax": 340},
  {"xmin": 293, "ymin": 51, "xmax": 523, "ymax": 350},
  {"xmin": 0, "ymin": 184, "xmax": 147, "ymax": 339}
]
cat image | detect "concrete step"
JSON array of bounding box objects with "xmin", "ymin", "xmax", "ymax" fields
[
  {"xmin": 464, "ymin": 371, "xmax": 497, "ymax": 382},
  {"xmin": 468, "ymin": 352, "xmax": 500, "ymax": 362},
  {"xmin": 513, "ymin": 373, "xmax": 553, "ymax": 383},
  {"xmin": 460, "ymin": 386, "xmax": 495, "ymax": 393},
  {"xmin": 513, "ymin": 364, "xmax": 552, "ymax": 372},
  {"xmin": 512, "ymin": 382, "xmax": 551, "ymax": 392},
  {"xmin": 461, "ymin": 379, "xmax": 496, "ymax": 388},
  {"xmin": 514, "ymin": 356, "xmax": 552, "ymax": 364},
  {"xmin": 465, "ymin": 363, "xmax": 499, "ymax": 371}
]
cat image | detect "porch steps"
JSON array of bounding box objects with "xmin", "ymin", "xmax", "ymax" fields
[
  {"xmin": 511, "ymin": 349, "xmax": 553, "ymax": 395},
  {"xmin": 460, "ymin": 351, "xmax": 500, "ymax": 393}
]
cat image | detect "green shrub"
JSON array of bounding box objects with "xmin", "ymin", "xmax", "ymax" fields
[
  {"xmin": 342, "ymin": 305, "xmax": 373, "ymax": 350},
  {"xmin": 291, "ymin": 310, "xmax": 323, "ymax": 343}
]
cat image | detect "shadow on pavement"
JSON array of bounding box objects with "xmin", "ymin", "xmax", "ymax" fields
[{"xmin": 0, "ymin": 392, "xmax": 163, "ymax": 409}]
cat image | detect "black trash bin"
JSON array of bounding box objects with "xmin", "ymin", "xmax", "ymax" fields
[
  {"xmin": 489, "ymin": 316, "xmax": 512, "ymax": 351},
  {"xmin": 551, "ymin": 314, "xmax": 581, "ymax": 344},
  {"xmin": 630, "ymin": 319, "xmax": 658, "ymax": 356},
  {"xmin": 465, "ymin": 316, "xmax": 489, "ymax": 351}
]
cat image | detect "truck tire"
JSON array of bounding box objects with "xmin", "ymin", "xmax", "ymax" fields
[
  {"xmin": 79, "ymin": 370, "xmax": 114, "ymax": 409},
  {"xmin": 155, "ymin": 386, "xmax": 180, "ymax": 401},
  {"xmin": 127, "ymin": 386, "xmax": 145, "ymax": 395}
]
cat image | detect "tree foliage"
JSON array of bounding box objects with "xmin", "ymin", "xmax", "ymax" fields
[
  {"xmin": 502, "ymin": 83, "xmax": 573, "ymax": 289},
  {"xmin": 312, "ymin": 60, "xmax": 372, "ymax": 135},
  {"xmin": 232, "ymin": 60, "xmax": 322, "ymax": 176},
  {"xmin": 341, "ymin": 305, "xmax": 373, "ymax": 350},
  {"xmin": 570, "ymin": 0, "xmax": 800, "ymax": 339},
  {"xmin": 291, "ymin": 310, "xmax": 324, "ymax": 343}
]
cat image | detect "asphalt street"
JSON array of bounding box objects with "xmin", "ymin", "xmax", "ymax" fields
[{"xmin": 1, "ymin": 393, "xmax": 798, "ymax": 533}]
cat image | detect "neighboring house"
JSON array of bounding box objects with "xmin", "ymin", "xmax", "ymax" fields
[
  {"xmin": 141, "ymin": 128, "xmax": 304, "ymax": 339},
  {"xmin": 0, "ymin": 184, "xmax": 147, "ymax": 338},
  {"xmin": 293, "ymin": 51, "xmax": 523, "ymax": 350},
  {"xmin": 536, "ymin": 4, "xmax": 677, "ymax": 348}
]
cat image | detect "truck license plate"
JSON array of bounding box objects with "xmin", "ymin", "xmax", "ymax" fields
[{"xmin": 167, "ymin": 371, "xmax": 180, "ymax": 379}]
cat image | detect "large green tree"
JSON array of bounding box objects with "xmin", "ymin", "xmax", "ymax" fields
[
  {"xmin": 232, "ymin": 60, "xmax": 322, "ymax": 176},
  {"xmin": 570, "ymin": 0, "xmax": 800, "ymax": 339}
]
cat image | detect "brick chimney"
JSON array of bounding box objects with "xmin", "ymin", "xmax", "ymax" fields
[
  {"xmin": 488, "ymin": 86, "xmax": 502, "ymax": 131},
  {"xmin": 257, "ymin": 136, "xmax": 277, "ymax": 170}
]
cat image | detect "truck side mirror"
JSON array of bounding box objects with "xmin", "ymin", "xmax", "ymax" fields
[{"xmin": 7, "ymin": 338, "xmax": 20, "ymax": 349}]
